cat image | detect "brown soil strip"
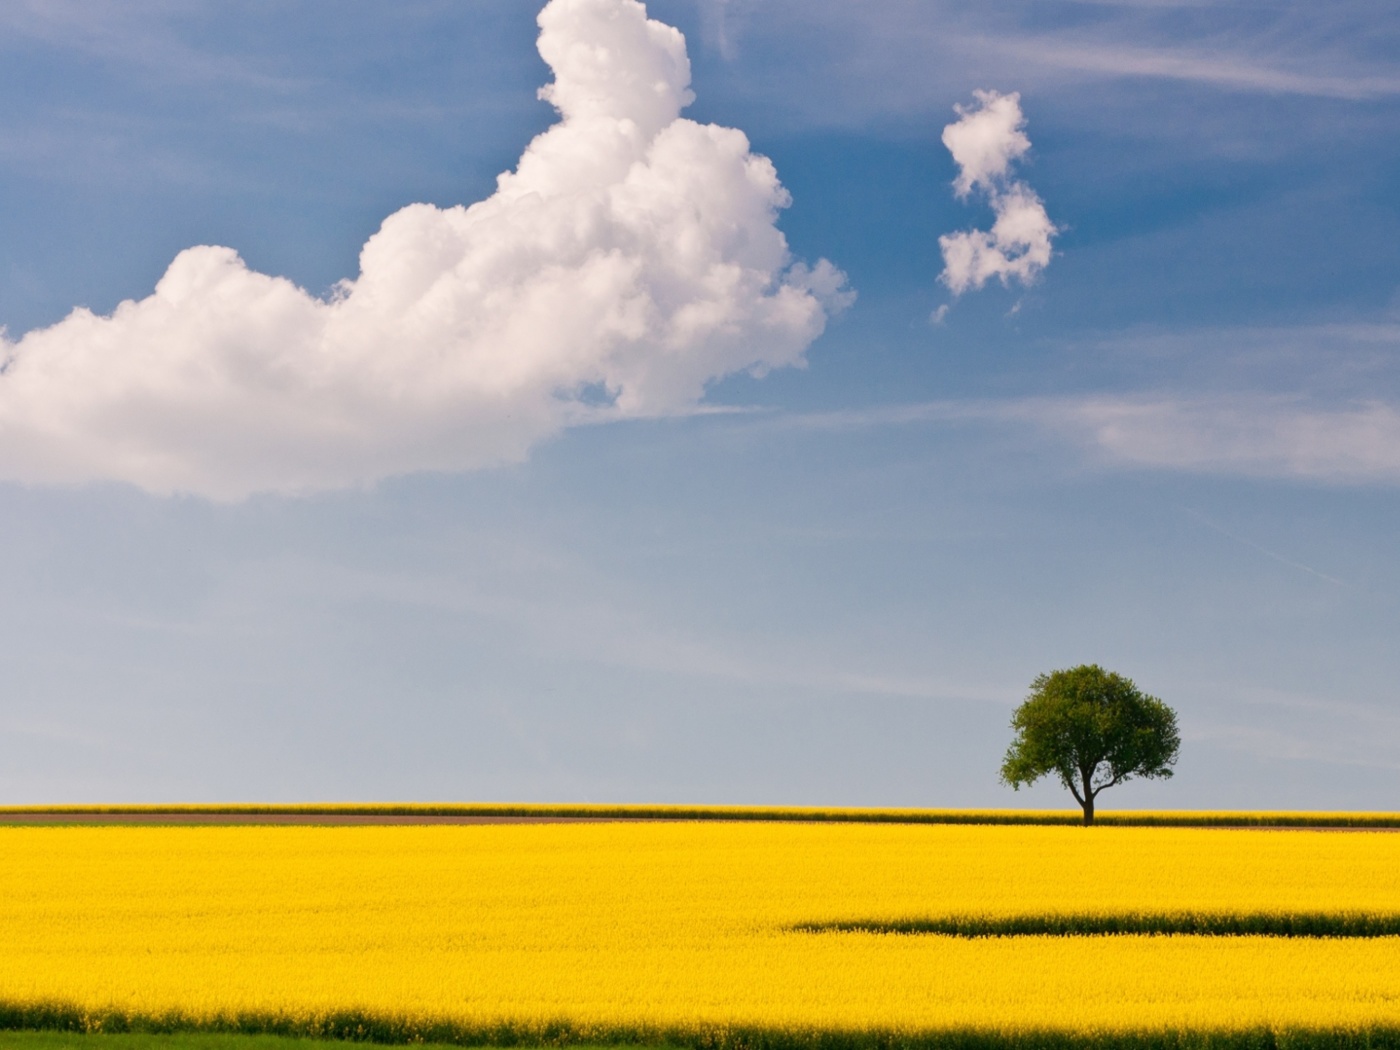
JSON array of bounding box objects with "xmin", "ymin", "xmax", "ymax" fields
[{"xmin": 0, "ymin": 812, "xmax": 1396, "ymax": 829}]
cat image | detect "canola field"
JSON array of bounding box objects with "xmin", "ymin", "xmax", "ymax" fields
[{"xmin": 2, "ymin": 821, "xmax": 1400, "ymax": 1047}]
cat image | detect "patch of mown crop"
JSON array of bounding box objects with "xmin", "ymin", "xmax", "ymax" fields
[{"xmin": 794, "ymin": 913, "xmax": 1400, "ymax": 938}]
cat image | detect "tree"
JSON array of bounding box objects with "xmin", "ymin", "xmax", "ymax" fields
[{"xmin": 1000, "ymin": 664, "xmax": 1180, "ymax": 824}]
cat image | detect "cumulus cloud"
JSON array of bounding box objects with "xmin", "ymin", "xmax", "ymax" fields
[
  {"xmin": 0, "ymin": 0, "xmax": 850, "ymax": 500},
  {"xmin": 938, "ymin": 90, "xmax": 1057, "ymax": 296}
]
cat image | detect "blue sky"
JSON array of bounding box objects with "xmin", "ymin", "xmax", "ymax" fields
[{"xmin": 0, "ymin": 0, "xmax": 1397, "ymax": 809}]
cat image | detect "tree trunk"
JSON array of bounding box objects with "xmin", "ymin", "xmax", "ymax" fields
[{"xmin": 1081, "ymin": 792, "xmax": 1095, "ymax": 825}]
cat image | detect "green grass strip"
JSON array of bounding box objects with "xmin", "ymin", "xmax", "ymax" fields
[
  {"xmin": 0, "ymin": 1035, "xmax": 349, "ymax": 1050},
  {"xmin": 1, "ymin": 804, "xmax": 1399, "ymax": 828},
  {"xmin": 2, "ymin": 1004, "xmax": 1400, "ymax": 1050},
  {"xmin": 794, "ymin": 913, "xmax": 1400, "ymax": 938}
]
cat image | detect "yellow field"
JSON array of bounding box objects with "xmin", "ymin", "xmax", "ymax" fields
[{"xmin": 2, "ymin": 822, "xmax": 1399, "ymax": 1044}]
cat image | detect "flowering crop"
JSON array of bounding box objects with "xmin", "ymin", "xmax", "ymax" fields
[{"xmin": 1, "ymin": 823, "xmax": 1399, "ymax": 1046}]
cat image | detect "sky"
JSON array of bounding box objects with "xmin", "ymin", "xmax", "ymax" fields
[{"xmin": 0, "ymin": 0, "xmax": 1397, "ymax": 810}]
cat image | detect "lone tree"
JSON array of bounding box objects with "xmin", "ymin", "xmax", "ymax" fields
[{"xmin": 1000, "ymin": 664, "xmax": 1180, "ymax": 824}]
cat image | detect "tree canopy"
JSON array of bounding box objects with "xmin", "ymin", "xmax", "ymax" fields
[{"xmin": 1000, "ymin": 664, "xmax": 1180, "ymax": 824}]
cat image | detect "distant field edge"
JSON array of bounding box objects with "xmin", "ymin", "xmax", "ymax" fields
[
  {"xmin": 2, "ymin": 1011, "xmax": 1400, "ymax": 1050},
  {"xmin": 1, "ymin": 803, "xmax": 1399, "ymax": 828}
]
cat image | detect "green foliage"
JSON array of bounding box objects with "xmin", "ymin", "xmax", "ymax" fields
[
  {"xmin": 0, "ymin": 1035, "xmax": 338, "ymax": 1050},
  {"xmin": 1000, "ymin": 665, "xmax": 1180, "ymax": 823}
]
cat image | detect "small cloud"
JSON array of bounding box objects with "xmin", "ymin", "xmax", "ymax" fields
[
  {"xmin": 942, "ymin": 89, "xmax": 1030, "ymax": 199},
  {"xmin": 938, "ymin": 90, "xmax": 1058, "ymax": 296},
  {"xmin": 930, "ymin": 304, "xmax": 950, "ymax": 325}
]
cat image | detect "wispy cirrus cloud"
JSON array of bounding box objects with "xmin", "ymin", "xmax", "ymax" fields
[
  {"xmin": 771, "ymin": 394, "xmax": 1400, "ymax": 485},
  {"xmin": 768, "ymin": 315, "xmax": 1400, "ymax": 485},
  {"xmin": 1189, "ymin": 683, "xmax": 1400, "ymax": 771},
  {"xmin": 1028, "ymin": 395, "xmax": 1400, "ymax": 482},
  {"xmin": 0, "ymin": 1, "xmax": 303, "ymax": 92},
  {"xmin": 971, "ymin": 36, "xmax": 1400, "ymax": 100},
  {"xmin": 689, "ymin": 0, "xmax": 1400, "ymax": 135}
]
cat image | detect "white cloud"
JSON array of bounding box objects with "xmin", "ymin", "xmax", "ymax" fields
[
  {"xmin": 0, "ymin": 0, "xmax": 850, "ymax": 500},
  {"xmin": 941, "ymin": 89, "xmax": 1030, "ymax": 198},
  {"xmin": 938, "ymin": 90, "xmax": 1057, "ymax": 296},
  {"xmin": 774, "ymin": 393, "xmax": 1400, "ymax": 485},
  {"xmin": 1031, "ymin": 395, "xmax": 1400, "ymax": 483},
  {"xmin": 980, "ymin": 36, "xmax": 1400, "ymax": 102}
]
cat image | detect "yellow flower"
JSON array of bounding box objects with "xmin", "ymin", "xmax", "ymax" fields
[{"xmin": 1, "ymin": 822, "xmax": 1398, "ymax": 1041}]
